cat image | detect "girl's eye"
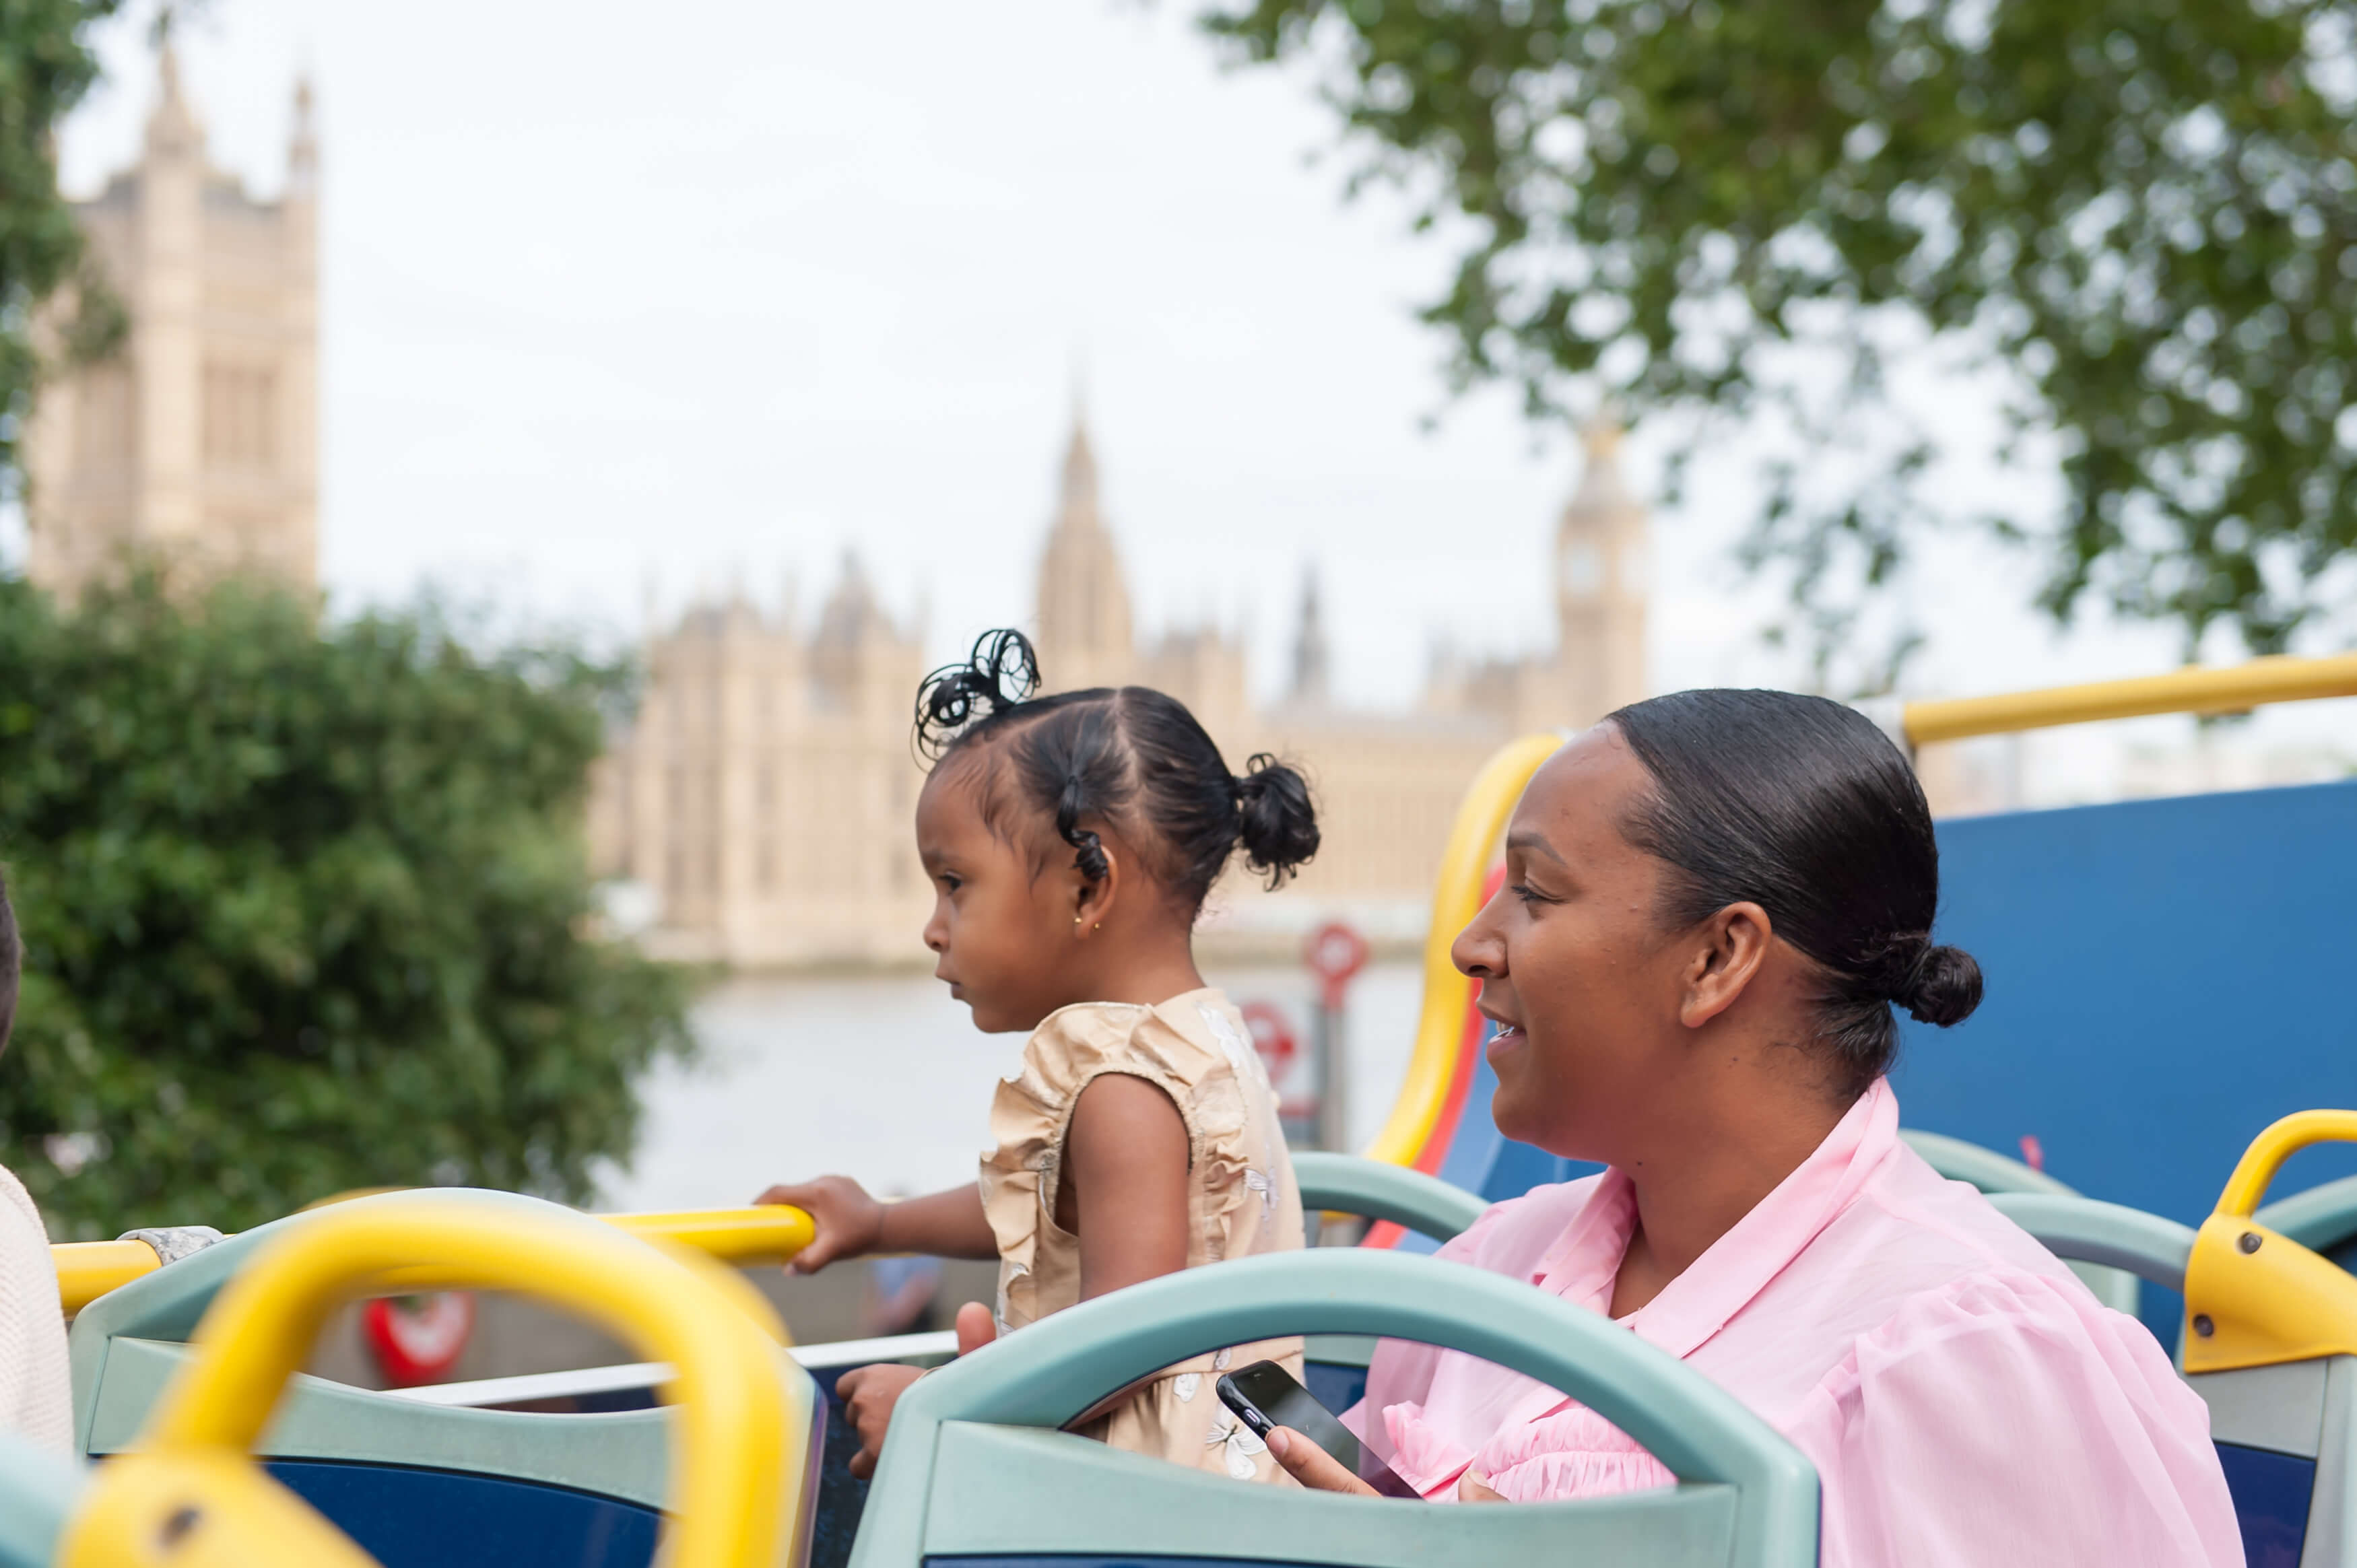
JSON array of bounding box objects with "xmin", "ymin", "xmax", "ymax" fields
[
  {"xmin": 941, "ymin": 874, "xmax": 964, "ymax": 893},
  {"xmin": 1509, "ymin": 883, "xmax": 1554, "ymax": 907}
]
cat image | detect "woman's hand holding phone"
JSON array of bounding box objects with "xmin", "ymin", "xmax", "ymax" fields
[
  {"xmin": 1262, "ymin": 1425, "xmax": 1376, "ymax": 1494},
  {"xmin": 1262, "ymin": 1428, "xmax": 1504, "ymax": 1502}
]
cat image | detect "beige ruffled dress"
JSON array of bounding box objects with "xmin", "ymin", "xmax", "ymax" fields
[{"xmin": 981, "ymin": 988, "xmax": 1306, "ymax": 1482}]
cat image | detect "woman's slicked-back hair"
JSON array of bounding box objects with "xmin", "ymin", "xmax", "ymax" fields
[
  {"xmin": 1607, "ymin": 689, "xmax": 1983, "ymax": 1097},
  {"xmin": 913, "ymin": 629, "xmax": 1319, "ymax": 914}
]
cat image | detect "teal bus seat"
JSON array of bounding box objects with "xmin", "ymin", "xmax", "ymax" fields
[
  {"xmin": 0, "ymin": 1429, "xmax": 82, "ymax": 1568},
  {"xmin": 67, "ymin": 1188, "xmax": 825, "ymax": 1568},
  {"xmin": 1984, "ymin": 1190, "xmax": 2352, "ymax": 1567},
  {"xmin": 851, "ymin": 1248, "xmax": 1818, "ymax": 1568}
]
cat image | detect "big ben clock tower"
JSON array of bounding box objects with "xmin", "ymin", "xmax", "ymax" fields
[{"xmin": 1553, "ymin": 417, "xmax": 1649, "ymax": 728}]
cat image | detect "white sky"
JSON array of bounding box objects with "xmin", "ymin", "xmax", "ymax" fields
[{"xmin": 36, "ymin": 0, "xmax": 2356, "ymax": 795}]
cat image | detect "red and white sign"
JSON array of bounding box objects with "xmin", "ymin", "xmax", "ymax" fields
[
  {"xmin": 1304, "ymin": 921, "xmax": 1369, "ymax": 1009},
  {"xmin": 1241, "ymin": 999, "xmax": 1298, "ymax": 1080},
  {"xmin": 363, "ymin": 1292, "xmax": 476, "ymax": 1387}
]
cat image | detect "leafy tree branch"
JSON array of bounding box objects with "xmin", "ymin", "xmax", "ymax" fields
[{"xmin": 1204, "ymin": 0, "xmax": 2357, "ymax": 672}]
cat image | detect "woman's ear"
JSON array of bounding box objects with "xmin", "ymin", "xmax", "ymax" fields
[{"xmin": 1678, "ymin": 901, "xmax": 1772, "ymax": 1029}]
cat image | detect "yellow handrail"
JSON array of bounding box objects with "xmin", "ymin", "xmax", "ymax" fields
[
  {"xmin": 56, "ymin": 1239, "xmax": 166, "ymax": 1317},
  {"xmin": 1901, "ymin": 652, "xmax": 2357, "ymax": 746},
  {"xmin": 601, "ymin": 1205, "xmax": 817, "ymax": 1269},
  {"xmin": 60, "ymin": 1193, "xmax": 801, "ymax": 1568},
  {"xmin": 56, "ymin": 1202, "xmax": 818, "ymax": 1316},
  {"xmin": 1361, "ymin": 732, "xmax": 1564, "ymax": 1168}
]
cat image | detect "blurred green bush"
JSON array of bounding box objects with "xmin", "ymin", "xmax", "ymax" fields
[{"xmin": 0, "ymin": 572, "xmax": 692, "ymax": 1237}]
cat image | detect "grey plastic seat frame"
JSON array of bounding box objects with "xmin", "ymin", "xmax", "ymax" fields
[
  {"xmin": 68, "ymin": 1189, "xmax": 696, "ymax": 1509},
  {"xmin": 1290, "ymin": 1150, "xmax": 1489, "ymax": 1244},
  {"xmin": 1900, "ymin": 1130, "xmax": 2076, "ymax": 1200},
  {"xmin": 851, "ymin": 1247, "xmax": 1818, "ymax": 1568},
  {"xmin": 1981, "ymin": 1192, "xmax": 2196, "ymax": 1295}
]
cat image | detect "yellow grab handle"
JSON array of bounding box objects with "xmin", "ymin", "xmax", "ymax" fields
[
  {"xmin": 67, "ymin": 1194, "xmax": 800, "ymax": 1568},
  {"xmin": 2183, "ymin": 1110, "xmax": 2357, "ymax": 1375},
  {"xmin": 2212, "ymin": 1110, "xmax": 2357, "ymax": 1219},
  {"xmin": 1363, "ymin": 731, "xmax": 1564, "ymax": 1168}
]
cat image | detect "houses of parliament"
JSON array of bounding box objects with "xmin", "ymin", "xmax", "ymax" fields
[
  {"xmin": 583, "ymin": 417, "xmax": 1649, "ymax": 966},
  {"xmin": 22, "ymin": 49, "xmax": 317, "ymax": 598},
  {"xmin": 20, "ymin": 57, "xmax": 1653, "ymax": 969}
]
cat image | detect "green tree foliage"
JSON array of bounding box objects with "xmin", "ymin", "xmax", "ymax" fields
[
  {"xmin": 1205, "ymin": 0, "xmax": 2357, "ymax": 668},
  {"xmin": 0, "ymin": 574, "xmax": 692, "ymax": 1237},
  {"xmin": 0, "ymin": 0, "xmax": 127, "ymax": 500}
]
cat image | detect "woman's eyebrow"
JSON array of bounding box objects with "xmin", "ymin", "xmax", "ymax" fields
[{"xmin": 1504, "ymin": 828, "xmax": 1568, "ymax": 868}]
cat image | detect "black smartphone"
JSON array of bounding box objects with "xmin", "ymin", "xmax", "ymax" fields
[{"xmin": 1216, "ymin": 1359, "xmax": 1422, "ymax": 1500}]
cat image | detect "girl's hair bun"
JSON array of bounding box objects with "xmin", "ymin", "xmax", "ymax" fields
[
  {"xmin": 1233, "ymin": 753, "xmax": 1319, "ymax": 889},
  {"xmin": 1896, "ymin": 941, "xmax": 1984, "ymax": 1029},
  {"xmin": 914, "ymin": 628, "xmax": 1041, "ymax": 760}
]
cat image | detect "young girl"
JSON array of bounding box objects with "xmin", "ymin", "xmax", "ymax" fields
[{"xmin": 758, "ymin": 628, "xmax": 1319, "ymax": 1483}]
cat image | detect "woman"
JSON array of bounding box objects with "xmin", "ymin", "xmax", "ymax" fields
[{"xmin": 1267, "ymin": 690, "xmax": 2240, "ymax": 1565}]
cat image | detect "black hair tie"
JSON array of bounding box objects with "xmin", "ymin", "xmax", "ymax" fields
[{"xmin": 912, "ymin": 628, "xmax": 1042, "ymax": 760}]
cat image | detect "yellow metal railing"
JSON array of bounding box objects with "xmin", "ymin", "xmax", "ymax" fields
[
  {"xmin": 1900, "ymin": 652, "xmax": 2357, "ymax": 747},
  {"xmin": 55, "ymin": 1203, "xmax": 816, "ymax": 1316},
  {"xmin": 55, "ymin": 1239, "xmax": 164, "ymax": 1317}
]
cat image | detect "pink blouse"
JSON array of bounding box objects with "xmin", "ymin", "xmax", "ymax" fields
[{"xmin": 1347, "ymin": 1080, "xmax": 2243, "ymax": 1565}]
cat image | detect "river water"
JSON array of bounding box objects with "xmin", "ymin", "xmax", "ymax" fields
[{"xmin": 599, "ymin": 961, "xmax": 1426, "ymax": 1211}]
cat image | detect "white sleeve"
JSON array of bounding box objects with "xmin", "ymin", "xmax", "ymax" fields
[{"xmin": 0, "ymin": 1172, "xmax": 75, "ymax": 1454}]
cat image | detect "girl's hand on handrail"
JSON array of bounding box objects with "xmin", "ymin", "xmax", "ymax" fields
[
  {"xmin": 753, "ymin": 1176, "xmax": 885, "ymax": 1273},
  {"xmin": 1264, "ymin": 1427, "xmax": 1504, "ymax": 1502},
  {"xmin": 755, "ymin": 1178, "xmax": 999, "ymax": 1268}
]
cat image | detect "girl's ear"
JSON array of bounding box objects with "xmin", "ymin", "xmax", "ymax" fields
[
  {"xmin": 1073, "ymin": 845, "xmax": 1119, "ymax": 934},
  {"xmin": 1678, "ymin": 900, "xmax": 1771, "ymax": 1029}
]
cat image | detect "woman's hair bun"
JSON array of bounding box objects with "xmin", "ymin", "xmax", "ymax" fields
[
  {"xmin": 1896, "ymin": 941, "xmax": 1984, "ymax": 1029},
  {"xmin": 913, "ymin": 628, "xmax": 1041, "ymax": 760},
  {"xmin": 1233, "ymin": 753, "xmax": 1320, "ymax": 889}
]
